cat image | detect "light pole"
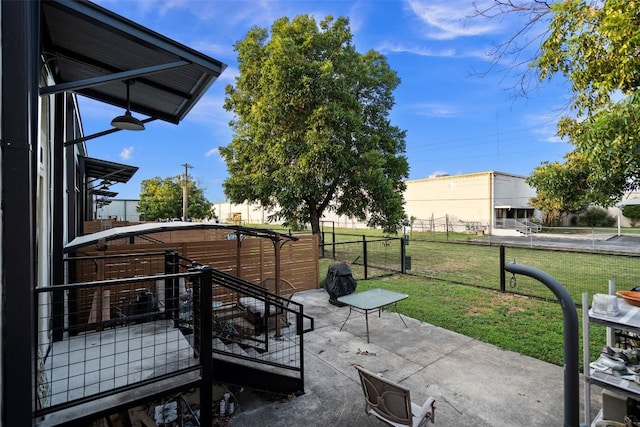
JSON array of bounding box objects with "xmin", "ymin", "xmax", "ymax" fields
[{"xmin": 181, "ymin": 163, "xmax": 193, "ymax": 221}]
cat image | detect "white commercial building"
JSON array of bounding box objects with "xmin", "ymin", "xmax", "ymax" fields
[
  {"xmin": 404, "ymin": 171, "xmax": 539, "ymax": 236},
  {"xmin": 214, "ymin": 171, "xmax": 540, "ymax": 235}
]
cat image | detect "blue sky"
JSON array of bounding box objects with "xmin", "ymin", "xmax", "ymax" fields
[{"xmin": 83, "ymin": 0, "xmax": 572, "ymax": 202}]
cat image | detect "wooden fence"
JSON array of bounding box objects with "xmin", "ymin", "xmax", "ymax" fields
[{"xmin": 68, "ymin": 227, "xmax": 318, "ymax": 330}]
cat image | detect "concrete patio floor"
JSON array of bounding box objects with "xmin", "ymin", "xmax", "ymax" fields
[{"xmin": 229, "ymin": 288, "xmax": 602, "ymax": 427}]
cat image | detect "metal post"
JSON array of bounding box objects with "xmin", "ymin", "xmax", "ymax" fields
[
  {"xmin": 164, "ymin": 249, "xmax": 179, "ymax": 326},
  {"xmin": 2, "ymin": 1, "xmax": 39, "ymax": 424},
  {"xmin": 401, "ymin": 235, "xmax": 406, "ymax": 274},
  {"xmin": 52, "ymin": 93, "xmax": 65, "ymax": 341},
  {"xmin": 362, "ymin": 235, "xmax": 368, "ymax": 280},
  {"xmin": 504, "ymin": 262, "xmax": 579, "ymax": 427},
  {"xmin": 332, "ymin": 222, "xmax": 336, "ymax": 260},
  {"xmin": 199, "ymin": 266, "xmax": 213, "ymax": 427},
  {"xmin": 499, "ymin": 245, "xmax": 506, "ymax": 293},
  {"xmin": 274, "ymin": 233, "xmax": 282, "ymax": 336}
]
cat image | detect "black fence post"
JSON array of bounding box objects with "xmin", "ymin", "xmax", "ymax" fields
[
  {"xmin": 332, "ymin": 226, "xmax": 336, "ymax": 260},
  {"xmin": 164, "ymin": 249, "xmax": 179, "ymax": 326},
  {"xmin": 400, "ymin": 236, "xmax": 405, "ymax": 274},
  {"xmin": 321, "ymin": 231, "xmax": 325, "ymax": 258},
  {"xmin": 199, "ymin": 266, "xmax": 213, "ymax": 427},
  {"xmin": 363, "ymin": 235, "xmax": 368, "ymax": 280},
  {"xmin": 500, "ymin": 245, "xmax": 506, "ymax": 293},
  {"xmin": 192, "ymin": 271, "xmax": 201, "ymax": 358}
]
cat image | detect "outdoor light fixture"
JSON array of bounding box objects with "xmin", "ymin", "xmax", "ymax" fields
[{"xmin": 111, "ymin": 80, "xmax": 145, "ymax": 131}]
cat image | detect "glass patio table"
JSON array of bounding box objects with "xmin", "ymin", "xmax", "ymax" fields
[{"xmin": 337, "ymin": 288, "xmax": 408, "ymax": 343}]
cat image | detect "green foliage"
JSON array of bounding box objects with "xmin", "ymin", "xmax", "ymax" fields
[
  {"xmin": 577, "ymin": 206, "xmax": 616, "ymax": 227},
  {"xmin": 622, "ymin": 204, "xmax": 640, "ymax": 227},
  {"xmin": 137, "ymin": 177, "xmax": 213, "ymax": 221},
  {"xmin": 529, "ymin": 0, "xmax": 640, "ymax": 207},
  {"xmin": 538, "ymin": 0, "xmax": 640, "ymax": 116},
  {"xmin": 526, "ymin": 153, "xmax": 588, "ymax": 225},
  {"xmin": 221, "ymin": 15, "xmax": 409, "ymax": 235}
]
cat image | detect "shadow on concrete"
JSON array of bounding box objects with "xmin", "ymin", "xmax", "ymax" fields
[{"xmin": 228, "ymin": 289, "xmax": 601, "ymax": 427}]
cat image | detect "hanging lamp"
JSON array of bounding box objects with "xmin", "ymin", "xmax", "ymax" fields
[{"xmin": 111, "ymin": 80, "xmax": 145, "ymax": 131}]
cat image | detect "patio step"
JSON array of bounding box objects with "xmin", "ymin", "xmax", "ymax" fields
[{"xmin": 210, "ymin": 336, "xmax": 302, "ymax": 396}]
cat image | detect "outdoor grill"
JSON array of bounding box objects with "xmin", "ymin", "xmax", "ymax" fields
[{"xmin": 325, "ymin": 263, "xmax": 357, "ymax": 306}]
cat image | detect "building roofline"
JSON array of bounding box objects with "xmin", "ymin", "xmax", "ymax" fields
[{"xmin": 406, "ymin": 171, "xmax": 528, "ymax": 184}]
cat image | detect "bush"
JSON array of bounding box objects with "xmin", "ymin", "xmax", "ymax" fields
[
  {"xmin": 577, "ymin": 206, "xmax": 616, "ymax": 227},
  {"xmin": 622, "ymin": 204, "xmax": 640, "ymax": 227}
]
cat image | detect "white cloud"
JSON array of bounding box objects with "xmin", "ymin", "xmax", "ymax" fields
[
  {"xmin": 189, "ymin": 39, "xmax": 234, "ymax": 58},
  {"xmin": 206, "ymin": 147, "xmax": 220, "ymax": 158},
  {"xmin": 377, "ymin": 42, "xmax": 456, "ymax": 57},
  {"xmin": 120, "ymin": 146, "xmax": 134, "ymax": 160},
  {"xmin": 521, "ymin": 112, "xmax": 566, "ymax": 144},
  {"xmin": 411, "ymin": 102, "xmax": 459, "ymax": 118},
  {"xmin": 185, "ymin": 94, "xmax": 233, "ymax": 131},
  {"xmin": 406, "ymin": 0, "xmax": 500, "ymax": 40}
]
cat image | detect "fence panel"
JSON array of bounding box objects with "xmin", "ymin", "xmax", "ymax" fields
[
  {"xmin": 319, "ymin": 235, "xmax": 403, "ymax": 279},
  {"xmin": 321, "ymin": 233, "xmax": 640, "ymax": 306},
  {"xmin": 501, "ymin": 245, "xmax": 640, "ymax": 303},
  {"xmin": 404, "ymin": 240, "xmax": 502, "ymax": 291}
]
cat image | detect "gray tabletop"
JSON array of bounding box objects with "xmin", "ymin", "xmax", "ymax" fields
[{"xmin": 337, "ymin": 288, "xmax": 408, "ymax": 310}]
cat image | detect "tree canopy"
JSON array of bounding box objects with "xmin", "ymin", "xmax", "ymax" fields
[
  {"xmin": 137, "ymin": 176, "xmax": 213, "ymax": 221},
  {"xmin": 221, "ymin": 15, "xmax": 409, "ymax": 234},
  {"xmin": 525, "ymin": 152, "xmax": 589, "ymax": 225},
  {"xmin": 477, "ymin": 0, "xmax": 640, "ymax": 212}
]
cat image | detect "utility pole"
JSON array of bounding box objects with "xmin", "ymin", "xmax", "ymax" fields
[{"xmin": 181, "ymin": 163, "xmax": 193, "ymax": 221}]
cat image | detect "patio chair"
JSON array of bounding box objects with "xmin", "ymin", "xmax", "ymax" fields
[{"xmin": 355, "ymin": 364, "xmax": 435, "ymax": 427}]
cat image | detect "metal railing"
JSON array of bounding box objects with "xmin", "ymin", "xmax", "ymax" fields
[
  {"xmin": 319, "ymin": 234, "xmax": 406, "ymax": 279},
  {"xmin": 34, "ymin": 250, "xmax": 313, "ymax": 425},
  {"xmin": 35, "ymin": 269, "xmax": 208, "ymax": 424}
]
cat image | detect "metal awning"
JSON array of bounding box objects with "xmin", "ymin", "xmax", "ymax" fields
[
  {"xmin": 494, "ymin": 205, "xmax": 533, "ymax": 210},
  {"xmin": 90, "ymin": 189, "xmax": 118, "ymax": 198},
  {"xmin": 40, "ymin": 0, "xmax": 227, "ymax": 125},
  {"xmin": 81, "ymin": 156, "xmax": 138, "ymax": 184},
  {"xmin": 64, "ymin": 222, "xmax": 298, "ymax": 252}
]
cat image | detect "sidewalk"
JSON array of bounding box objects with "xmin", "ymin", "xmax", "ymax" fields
[{"xmin": 229, "ymin": 289, "xmax": 602, "ymax": 426}]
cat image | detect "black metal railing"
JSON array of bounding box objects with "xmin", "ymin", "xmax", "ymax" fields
[
  {"xmin": 319, "ymin": 234, "xmax": 406, "ymax": 279},
  {"xmin": 34, "ymin": 250, "xmax": 314, "ymax": 425},
  {"xmin": 35, "ymin": 269, "xmax": 208, "ymax": 423}
]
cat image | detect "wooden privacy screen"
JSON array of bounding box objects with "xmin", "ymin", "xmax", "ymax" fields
[{"xmin": 69, "ymin": 232, "xmax": 319, "ymax": 329}]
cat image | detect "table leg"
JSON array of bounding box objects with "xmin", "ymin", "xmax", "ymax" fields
[
  {"xmin": 365, "ymin": 309, "xmax": 370, "ymax": 344},
  {"xmin": 340, "ymin": 307, "xmax": 353, "ymax": 331},
  {"xmin": 397, "ymin": 312, "xmax": 408, "ymax": 328}
]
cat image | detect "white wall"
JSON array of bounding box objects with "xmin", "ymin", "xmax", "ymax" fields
[
  {"xmin": 404, "ymin": 172, "xmax": 493, "ymax": 229},
  {"xmin": 493, "ymin": 173, "xmax": 537, "ymax": 209},
  {"xmin": 96, "ymin": 199, "xmax": 140, "ymax": 222},
  {"xmin": 213, "ymin": 171, "xmax": 538, "ymax": 233}
]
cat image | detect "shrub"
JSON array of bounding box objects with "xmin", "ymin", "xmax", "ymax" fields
[
  {"xmin": 577, "ymin": 206, "xmax": 616, "ymax": 227},
  {"xmin": 622, "ymin": 204, "xmax": 640, "ymax": 227}
]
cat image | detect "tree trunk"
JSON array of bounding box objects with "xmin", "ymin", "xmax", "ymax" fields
[{"xmin": 310, "ymin": 207, "xmax": 321, "ymax": 235}]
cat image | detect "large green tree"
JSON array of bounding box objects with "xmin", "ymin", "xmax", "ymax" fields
[
  {"xmin": 221, "ymin": 15, "xmax": 409, "ymax": 235},
  {"xmin": 477, "ymin": 0, "xmax": 640, "ymax": 208},
  {"xmin": 525, "ymin": 153, "xmax": 589, "ymax": 225},
  {"xmin": 138, "ymin": 177, "xmax": 213, "ymax": 221}
]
